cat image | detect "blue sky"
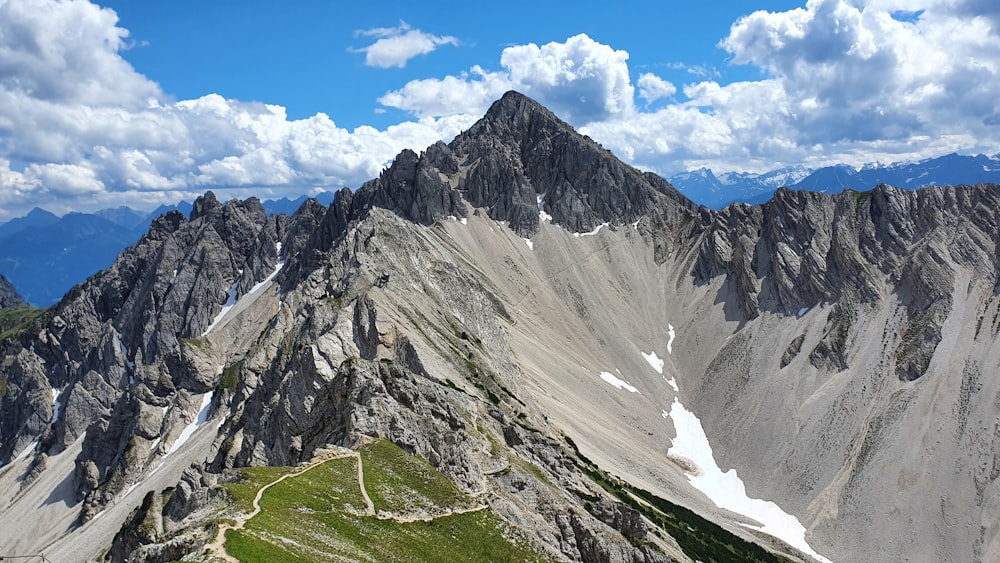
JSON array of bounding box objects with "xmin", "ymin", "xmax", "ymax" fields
[
  {"xmin": 1, "ymin": 0, "xmax": 998, "ymax": 218},
  {"xmin": 101, "ymin": 1, "xmax": 801, "ymax": 127}
]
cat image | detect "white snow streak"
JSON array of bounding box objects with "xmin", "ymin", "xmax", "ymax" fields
[
  {"xmin": 165, "ymin": 392, "xmax": 214, "ymax": 457},
  {"xmin": 12, "ymin": 441, "xmax": 38, "ymax": 463},
  {"xmin": 245, "ymin": 257, "xmax": 284, "ymax": 297},
  {"xmin": 666, "ymin": 398, "xmax": 830, "ymax": 562},
  {"xmin": 202, "ymin": 277, "xmax": 240, "ymax": 336},
  {"xmin": 115, "ymin": 332, "xmax": 135, "ymax": 369},
  {"xmin": 537, "ymin": 194, "xmax": 553, "ymax": 222},
  {"xmin": 51, "ymin": 388, "xmax": 62, "ymax": 423},
  {"xmin": 574, "ymin": 223, "xmax": 608, "ymax": 237},
  {"xmin": 599, "ymin": 371, "xmax": 639, "ymax": 393},
  {"xmin": 663, "ymin": 375, "xmax": 679, "ymax": 392},
  {"xmin": 642, "ymin": 351, "xmax": 664, "ymax": 374},
  {"xmin": 203, "ymin": 246, "xmax": 285, "ymax": 336},
  {"xmin": 666, "ymin": 324, "xmax": 676, "ymax": 354},
  {"xmin": 523, "ymin": 238, "xmax": 534, "ymax": 250}
]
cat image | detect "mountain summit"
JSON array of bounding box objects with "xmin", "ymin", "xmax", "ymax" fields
[
  {"xmin": 2, "ymin": 92, "xmax": 1000, "ymax": 563},
  {"xmin": 344, "ymin": 90, "xmax": 693, "ymax": 239}
]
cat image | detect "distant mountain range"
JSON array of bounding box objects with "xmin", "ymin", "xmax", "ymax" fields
[
  {"xmin": 0, "ymin": 194, "xmax": 332, "ymax": 306},
  {"xmin": 669, "ymin": 152, "xmax": 1000, "ymax": 208},
  {"xmin": 3, "ymin": 151, "xmax": 997, "ymax": 305}
]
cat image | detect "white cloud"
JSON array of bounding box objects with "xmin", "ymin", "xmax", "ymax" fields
[
  {"xmin": 352, "ymin": 21, "xmax": 457, "ymax": 68},
  {"xmin": 0, "ymin": 1, "xmax": 472, "ymax": 219},
  {"xmin": 637, "ymin": 73, "xmax": 676, "ymax": 104},
  {"xmin": 377, "ymin": 3, "xmax": 1000, "ymax": 176},
  {"xmin": 1, "ymin": 0, "xmax": 999, "ymax": 220},
  {"xmin": 379, "ymin": 33, "xmax": 635, "ymax": 122}
]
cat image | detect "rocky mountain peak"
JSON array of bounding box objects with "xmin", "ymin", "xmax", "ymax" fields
[
  {"xmin": 189, "ymin": 190, "xmax": 222, "ymax": 221},
  {"xmin": 294, "ymin": 90, "xmax": 697, "ymax": 268},
  {"xmin": 373, "ymin": 89, "xmax": 697, "ymax": 237},
  {"xmin": 469, "ymin": 89, "xmax": 571, "ymax": 145}
]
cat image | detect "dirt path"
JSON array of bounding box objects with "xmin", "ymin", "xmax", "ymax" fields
[
  {"xmin": 205, "ymin": 449, "xmax": 356, "ymax": 562},
  {"xmin": 205, "ymin": 447, "xmax": 490, "ymax": 561}
]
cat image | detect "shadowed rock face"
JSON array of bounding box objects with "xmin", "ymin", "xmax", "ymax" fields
[
  {"xmin": 0, "ymin": 273, "xmax": 26, "ymax": 308},
  {"xmin": 5, "ymin": 91, "xmax": 1000, "ymax": 563},
  {"xmin": 451, "ymin": 91, "xmax": 693, "ymax": 236},
  {"xmin": 344, "ymin": 91, "xmax": 695, "ymax": 238}
]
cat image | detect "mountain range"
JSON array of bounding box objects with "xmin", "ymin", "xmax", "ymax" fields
[
  {"xmin": 669, "ymin": 152, "xmax": 1000, "ymax": 208},
  {"xmin": 1, "ymin": 91, "xmax": 999, "ymax": 562},
  {"xmin": 3, "ymin": 153, "xmax": 993, "ymax": 308},
  {"xmin": 0, "ymin": 196, "xmax": 332, "ymax": 307}
]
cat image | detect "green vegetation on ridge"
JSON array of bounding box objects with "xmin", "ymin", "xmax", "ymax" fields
[
  {"xmin": 564, "ymin": 436, "xmax": 791, "ymax": 563},
  {"xmin": 0, "ymin": 306, "xmax": 46, "ymax": 344},
  {"xmin": 223, "ymin": 440, "xmax": 545, "ymax": 562}
]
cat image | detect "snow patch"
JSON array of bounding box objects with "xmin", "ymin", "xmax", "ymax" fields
[
  {"xmin": 666, "ymin": 398, "xmax": 830, "ymax": 562},
  {"xmin": 12, "ymin": 440, "xmax": 38, "ymax": 463},
  {"xmin": 599, "ymin": 371, "xmax": 639, "ymax": 393},
  {"xmin": 667, "ymin": 324, "xmax": 676, "ymax": 354},
  {"xmin": 202, "ymin": 277, "xmax": 241, "ymax": 336},
  {"xmin": 573, "ymin": 223, "xmax": 608, "ymax": 237},
  {"xmin": 51, "ymin": 388, "xmax": 62, "ymax": 423},
  {"xmin": 165, "ymin": 392, "xmax": 214, "ymax": 457},
  {"xmin": 797, "ymin": 307, "xmax": 809, "ymax": 318},
  {"xmin": 524, "ymin": 238, "xmax": 534, "ymax": 250},
  {"xmin": 246, "ymin": 257, "xmax": 284, "ymax": 297},
  {"xmin": 115, "ymin": 332, "xmax": 135, "ymax": 369},
  {"xmin": 663, "ymin": 375, "xmax": 679, "ymax": 392},
  {"xmin": 642, "ymin": 351, "xmax": 664, "ymax": 374},
  {"xmin": 537, "ymin": 194, "xmax": 553, "ymax": 222},
  {"xmin": 460, "ymin": 217, "xmax": 468, "ymax": 225},
  {"xmin": 203, "ymin": 251, "xmax": 284, "ymax": 336}
]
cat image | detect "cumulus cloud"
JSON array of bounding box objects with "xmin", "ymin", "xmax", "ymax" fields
[
  {"xmin": 375, "ymin": 1, "xmax": 999, "ymax": 176},
  {"xmin": 0, "ymin": 1, "xmax": 473, "ymax": 219},
  {"xmin": 379, "ymin": 34, "xmax": 635, "ymax": 122},
  {"xmin": 718, "ymin": 0, "xmax": 1000, "ymax": 146},
  {"xmin": 637, "ymin": 73, "xmax": 676, "ymax": 104},
  {"xmin": 2, "ymin": 0, "xmax": 1000, "ymax": 219},
  {"xmin": 352, "ymin": 21, "xmax": 458, "ymax": 68}
]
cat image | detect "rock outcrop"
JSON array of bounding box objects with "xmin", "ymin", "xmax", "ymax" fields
[{"xmin": 0, "ymin": 273, "xmax": 25, "ymax": 308}]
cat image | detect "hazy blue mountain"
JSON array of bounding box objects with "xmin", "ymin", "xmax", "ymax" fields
[
  {"xmin": 262, "ymin": 191, "xmax": 335, "ymax": 216},
  {"xmin": 0, "ymin": 207, "xmax": 60, "ymax": 239},
  {"xmin": 671, "ymin": 152, "xmax": 1000, "ymax": 208},
  {"xmin": 93, "ymin": 206, "xmax": 149, "ymax": 232},
  {"xmin": 143, "ymin": 201, "xmax": 194, "ymax": 229},
  {"xmin": 0, "ymin": 213, "xmax": 137, "ymax": 306},
  {"xmin": 668, "ymin": 166, "xmax": 811, "ymax": 208},
  {"xmin": 0, "ymin": 193, "xmax": 340, "ymax": 307},
  {"xmin": 788, "ymin": 163, "xmax": 859, "ymax": 193}
]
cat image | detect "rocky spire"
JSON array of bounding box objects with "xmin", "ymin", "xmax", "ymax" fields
[
  {"xmin": 349, "ymin": 90, "xmax": 695, "ymax": 239},
  {"xmin": 449, "ymin": 90, "xmax": 694, "ymax": 236}
]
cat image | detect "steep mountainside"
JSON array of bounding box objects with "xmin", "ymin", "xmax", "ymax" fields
[
  {"xmin": 2, "ymin": 91, "xmax": 1000, "ymax": 563},
  {"xmin": 0, "ymin": 273, "xmax": 26, "ymax": 309}
]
